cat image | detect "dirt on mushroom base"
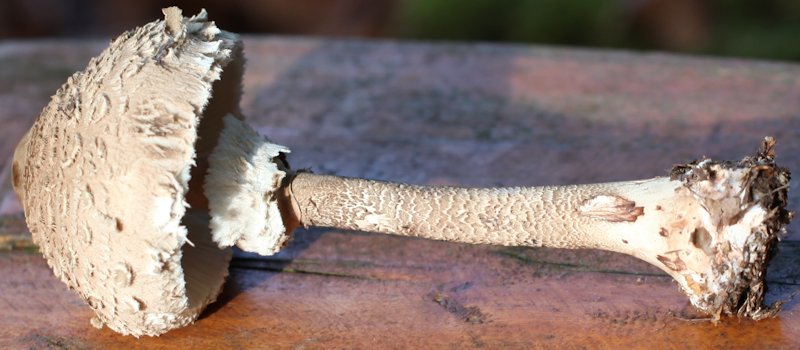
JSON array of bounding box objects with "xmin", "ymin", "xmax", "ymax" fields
[{"xmin": 668, "ymin": 137, "xmax": 792, "ymax": 319}]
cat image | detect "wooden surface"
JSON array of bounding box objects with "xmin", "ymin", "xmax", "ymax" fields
[{"xmin": 1, "ymin": 37, "xmax": 800, "ymax": 349}]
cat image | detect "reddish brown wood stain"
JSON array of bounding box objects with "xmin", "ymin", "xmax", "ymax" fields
[
  {"xmin": 1, "ymin": 37, "xmax": 799, "ymax": 348},
  {"xmin": 2, "ymin": 231, "xmax": 799, "ymax": 349}
]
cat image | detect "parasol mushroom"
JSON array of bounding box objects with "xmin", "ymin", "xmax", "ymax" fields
[{"xmin": 12, "ymin": 7, "xmax": 792, "ymax": 337}]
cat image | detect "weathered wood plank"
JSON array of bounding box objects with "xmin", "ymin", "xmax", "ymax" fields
[
  {"xmin": 1, "ymin": 37, "xmax": 798, "ymax": 348},
  {"xmin": 2, "ymin": 230, "xmax": 800, "ymax": 349}
]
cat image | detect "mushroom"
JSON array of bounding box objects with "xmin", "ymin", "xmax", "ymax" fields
[
  {"xmin": 11, "ymin": 7, "xmax": 793, "ymax": 337},
  {"xmin": 12, "ymin": 8, "xmax": 239, "ymax": 336}
]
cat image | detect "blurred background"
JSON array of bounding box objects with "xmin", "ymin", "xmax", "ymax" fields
[{"xmin": 1, "ymin": 0, "xmax": 799, "ymax": 61}]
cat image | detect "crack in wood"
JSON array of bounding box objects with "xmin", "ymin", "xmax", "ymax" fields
[
  {"xmin": 429, "ymin": 283, "xmax": 488, "ymax": 324},
  {"xmin": 229, "ymin": 261, "xmax": 375, "ymax": 280}
]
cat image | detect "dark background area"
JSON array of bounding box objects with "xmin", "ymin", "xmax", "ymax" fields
[{"xmin": 1, "ymin": 0, "xmax": 800, "ymax": 61}]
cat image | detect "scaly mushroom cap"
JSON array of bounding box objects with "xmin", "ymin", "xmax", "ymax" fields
[{"xmin": 12, "ymin": 7, "xmax": 243, "ymax": 336}]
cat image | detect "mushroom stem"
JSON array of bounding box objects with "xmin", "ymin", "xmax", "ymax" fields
[
  {"xmin": 281, "ymin": 140, "xmax": 791, "ymax": 320},
  {"xmin": 206, "ymin": 117, "xmax": 791, "ymax": 322},
  {"xmin": 290, "ymin": 173, "xmax": 663, "ymax": 251}
]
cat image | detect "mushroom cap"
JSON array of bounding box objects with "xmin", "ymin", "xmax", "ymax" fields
[{"xmin": 12, "ymin": 7, "xmax": 241, "ymax": 336}]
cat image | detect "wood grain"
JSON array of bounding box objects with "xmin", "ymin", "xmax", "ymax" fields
[
  {"xmin": 2, "ymin": 226, "xmax": 800, "ymax": 349},
  {"xmin": 1, "ymin": 37, "xmax": 799, "ymax": 348}
]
